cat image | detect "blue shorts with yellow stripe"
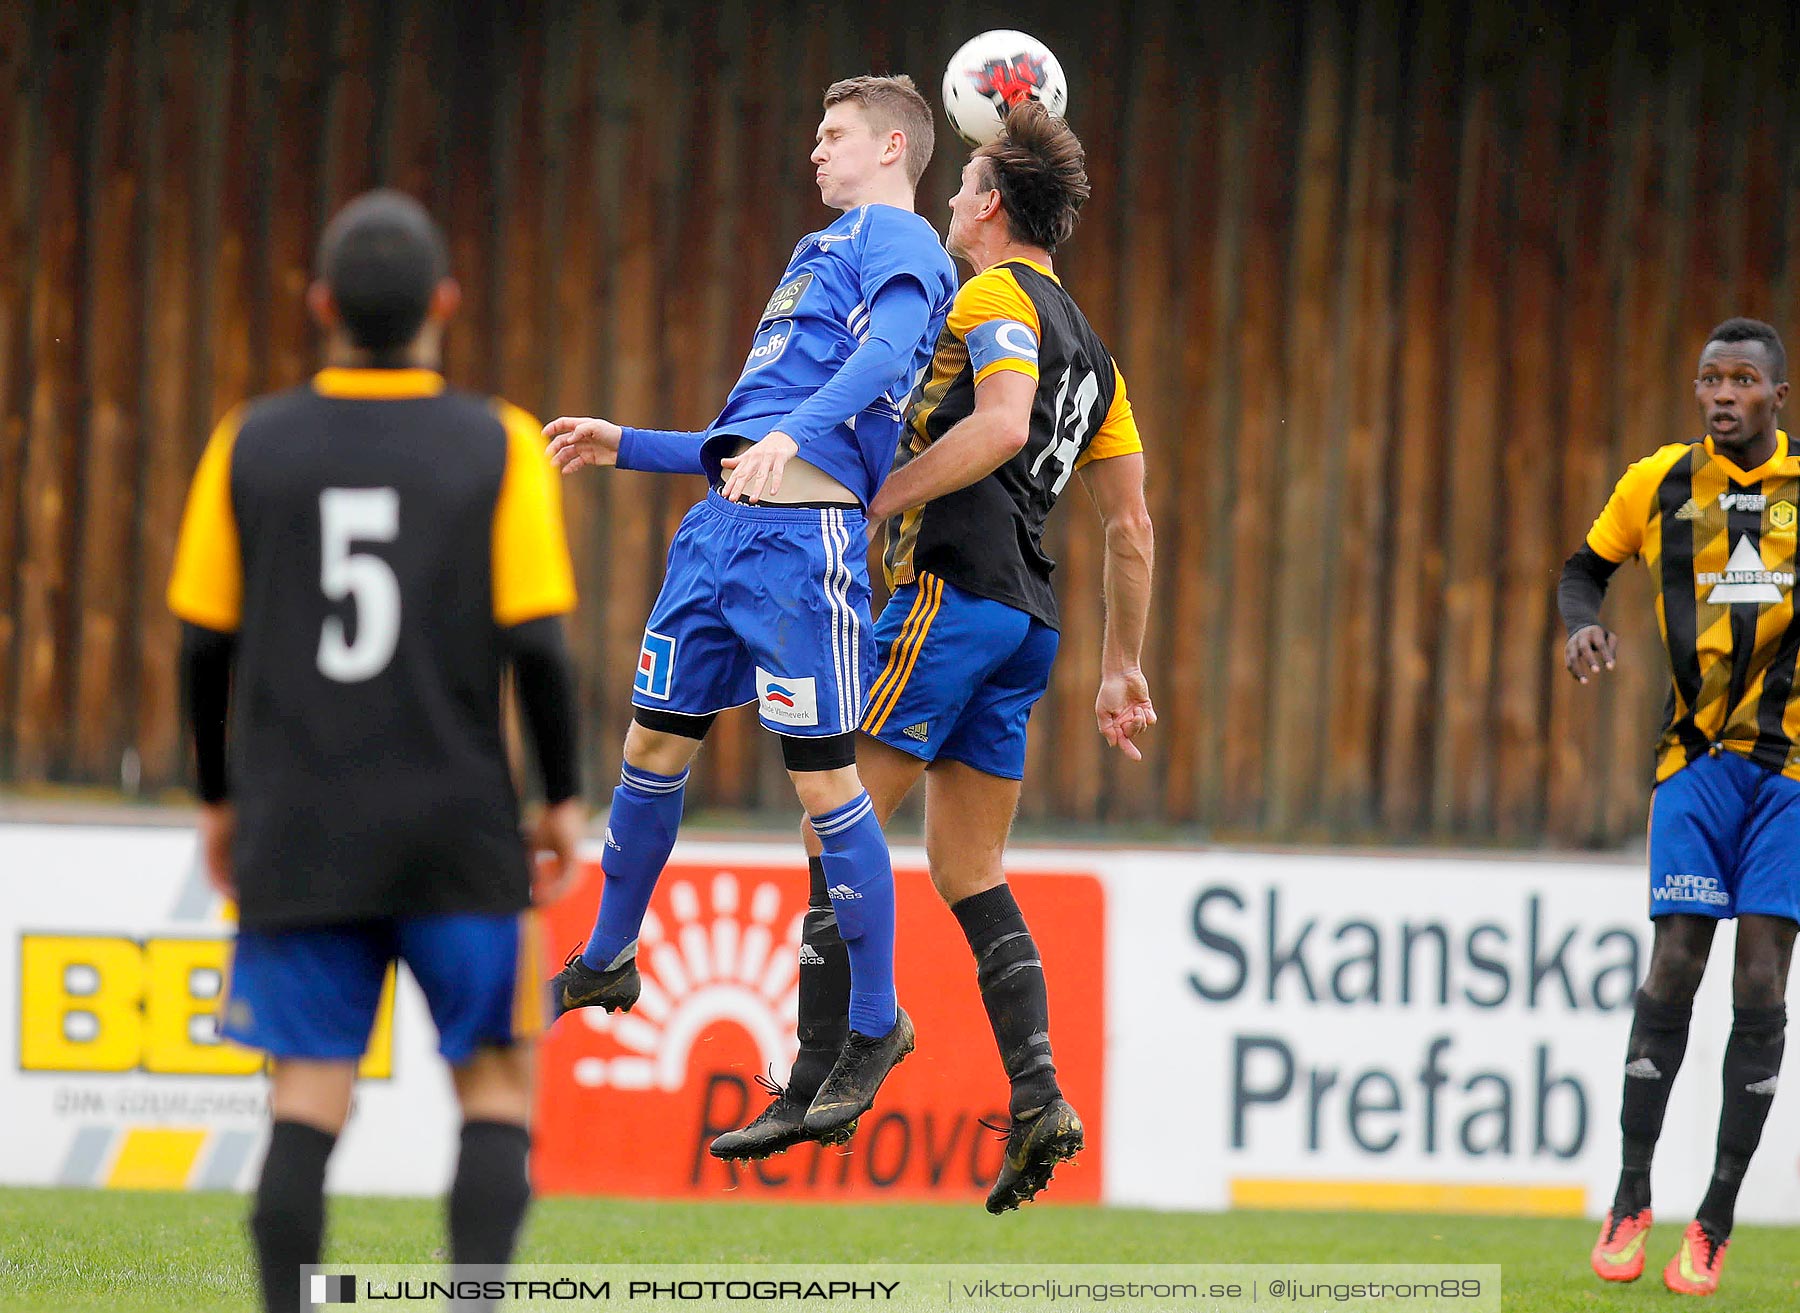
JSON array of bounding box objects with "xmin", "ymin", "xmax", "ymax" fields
[
  {"xmin": 860, "ymin": 573, "xmax": 1059, "ymax": 780},
  {"xmin": 220, "ymin": 912, "xmax": 542, "ymax": 1064}
]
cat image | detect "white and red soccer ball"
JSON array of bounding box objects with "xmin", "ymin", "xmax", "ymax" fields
[{"xmin": 941, "ymin": 29, "xmax": 1069, "ymax": 149}]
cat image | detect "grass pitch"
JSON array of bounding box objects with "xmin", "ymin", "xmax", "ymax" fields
[{"xmin": 2, "ymin": 1187, "xmax": 1797, "ymax": 1311}]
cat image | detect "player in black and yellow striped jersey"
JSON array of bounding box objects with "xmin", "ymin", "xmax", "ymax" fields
[
  {"xmin": 1562, "ymin": 318, "xmax": 1797, "ymax": 1295},
  {"xmin": 710, "ymin": 104, "xmax": 1156, "ymax": 1214},
  {"xmin": 166, "ymin": 192, "xmax": 583, "ymax": 1313}
]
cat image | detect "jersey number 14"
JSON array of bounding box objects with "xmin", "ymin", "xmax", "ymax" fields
[
  {"xmin": 1029, "ymin": 366, "xmax": 1099, "ymax": 496},
  {"xmin": 317, "ymin": 488, "xmax": 401, "ymax": 683}
]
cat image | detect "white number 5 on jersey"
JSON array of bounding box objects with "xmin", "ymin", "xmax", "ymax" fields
[{"xmin": 317, "ymin": 488, "xmax": 401, "ymax": 683}]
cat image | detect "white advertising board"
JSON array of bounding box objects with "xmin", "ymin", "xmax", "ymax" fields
[
  {"xmin": 0, "ymin": 824, "xmax": 460, "ymax": 1194},
  {"xmin": 4, "ymin": 822, "xmax": 1797, "ymax": 1222},
  {"xmin": 1102, "ymin": 850, "xmax": 1800, "ymax": 1223}
]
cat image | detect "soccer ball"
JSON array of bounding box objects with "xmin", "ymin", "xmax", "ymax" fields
[{"xmin": 941, "ymin": 30, "xmax": 1069, "ymax": 149}]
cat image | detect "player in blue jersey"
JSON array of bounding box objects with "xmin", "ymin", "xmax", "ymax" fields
[
  {"xmin": 543, "ymin": 74, "xmax": 957, "ymax": 1140},
  {"xmin": 711, "ymin": 103, "xmax": 1156, "ymax": 1213}
]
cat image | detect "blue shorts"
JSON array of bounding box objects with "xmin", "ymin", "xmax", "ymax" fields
[
  {"xmin": 860, "ymin": 572, "xmax": 1059, "ymax": 780},
  {"xmin": 633, "ymin": 492, "xmax": 874, "ymax": 737},
  {"xmin": 220, "ymin": 912, "xmax": 542, "ymax": 1064},
  {"xmin": 1648, "ymin": 750, "xmax": 1800, "ymax": 922}
]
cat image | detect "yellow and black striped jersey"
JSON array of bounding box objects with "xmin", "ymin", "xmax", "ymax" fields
[
  {"xmin": 882, "ymin": 259, "xmax": 1141, "ymax": 628},
  {"xmin": 167, "ymin": 368, "xmax": 576, "ymax": 928},
  {"xmin": 1586, "ymin": 430, "xmax": 1800, "ymax": 784}
]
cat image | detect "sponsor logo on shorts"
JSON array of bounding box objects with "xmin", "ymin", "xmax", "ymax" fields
[
  {"xmin": 754, "ymin": 668, "xmax": 819, "ymax": 727},
  {"xmin": 635, "ymin": 630, "xmax": 675, "ymax": 701},
  {"xmin": 902, "ymin": 722, "xmax": 930, "ymax": 742},
  {"xmin": 1652, "ymin": 872, "xmax": 1730, "ymax": 907}
]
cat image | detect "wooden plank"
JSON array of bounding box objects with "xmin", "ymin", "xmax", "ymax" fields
[
  {"xmin": 1217, "ymin": 9, "xmax": 1297, "ymax": 832},
  {"xmin": 261, "ymin": 0, "xmax": 330, "ymax": 393},
  {"xmin": 1603, "ymin": 49, "xmax": 1680, "ymax": 844},
  {"xmin": 1490, "ymin": 32, "xmax": 1567, "ymax": 841},
  {"xmin": 376, "ymin": 0, "xmax": 444, "ymax": 205},
  {"xmin": 1094, "ymin": 2, "xmax": 1179, "ymax": 825},
  {"xmin": 1431, "ymin": 63, "xmax": 1508, "ymax": 837},
  {"xmin": 131, "ymin": 0, "xmax": 205, "ymax": 785},
  {"xmin": 1321, "ymin": 0, "xmax": 1400, "ymax": 836},
  {"xmin": 1378, "ymin": 0, "xmax": 1460, "ymax": 835},
  {"xmin": 317, "ymin": 0, "xmax": 381, "ymax": 215},
  {"xmin": 70, "ymin": 0, "xmax": 148, "ymax": 781},
  {"xmin": 1544, "ymin": 36, "xmax": 1634, "ymax": 845},
  {"xmin": 14, "ymin": 2, "xmax": 90, "ymax": 781},
  {"xmin": 0, "ymin": 0, "xmax": 44, "ymax": 774},
  {"xmin": 1265, "ymin": 4, "xmax": 1346, "ymax": 837},
  {"xmin": 593, "ymin": 10, "xmax": 668, "ymax": 778},
  {"xmin": 1154, "ymin": 0, "xmax": 1232, "ymax": 828}
]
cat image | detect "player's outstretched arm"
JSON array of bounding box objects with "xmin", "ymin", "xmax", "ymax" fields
[
  {"xmin": 1080, "ymin": 452, "xmax": 1156, "ymax": 759},
  {"xmin": 1558, "ymin": 544, "xmax": 1622, "ymax": 684},
  {"xmin": 543, "ymin": 416, "xmax": 623, "ymax": 474}
]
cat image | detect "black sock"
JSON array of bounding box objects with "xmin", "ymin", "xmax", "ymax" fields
[
  {"xmin": 952, "ymin": 883, "xmax": 1060, "ymax": 1118},
  {"xmin": 1612, "ymin": 989, "xmax": 1692, "ymax": 1216},
  {"xmin": 449, "ymin": 1120, "xmax": 532, "ymax": 1269},
  {"xmin": 250, "ymin": 1120, "xmax": 336, "ymax": 1313},
  {"xmin": 1696, "ymin": 1003, "xmax": 1786, "ymax": 1240},
  {"xmin": 789, "ymin": 856, "xmax": 849, "ymax": 1100}
]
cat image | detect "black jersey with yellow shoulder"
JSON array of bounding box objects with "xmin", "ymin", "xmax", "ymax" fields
[
  {"xmin": 882, "ymin": 258, "xmax": 1141, "ymax": 628},
  {"xmin": 1585, "ymin": 430, "xmax": 1800, "ymax": 784},
  {"xmin": 166, "ymin": 368, "xmax": 577, "ymax": 930}
]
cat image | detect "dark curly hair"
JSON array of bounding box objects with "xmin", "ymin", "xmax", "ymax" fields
[{"xmin": 973, "ymin": 102, "xmax": 1091, "ymax": 253}]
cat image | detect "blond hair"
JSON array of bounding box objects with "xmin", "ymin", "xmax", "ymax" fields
[{"xmin": 823, "ymin": 74, "xmax": 934, "ymax": 187}]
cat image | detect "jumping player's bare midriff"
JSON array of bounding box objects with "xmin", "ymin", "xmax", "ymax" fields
[{"xmin": 725, "ymin": 437, "xmax": 858, "ymax": 505}]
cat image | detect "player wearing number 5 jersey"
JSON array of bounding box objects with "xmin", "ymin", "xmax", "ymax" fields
[
  {"xmin": 167, "ymin": 192, "xmax": 583, "ymax": 1313},
  {"xmin": 711, "ymin": 104, "xmax": 1156, "ymax": 1214}
]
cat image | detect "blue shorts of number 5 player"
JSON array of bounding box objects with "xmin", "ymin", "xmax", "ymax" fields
[
  {"xmin": 860, "ymin": 572, "xmax": 1060, "ymax": 780},
  {"xmin": 220, "ymin": 913, "xmax": 542, "ymax": 1063},
  {"xmin": 1648, "ymin": 749, "xmax": 1800, "ymax": 922},
  {"xmin": 632, "ymin": 490, "xmax": 874, "ymax": 737}
]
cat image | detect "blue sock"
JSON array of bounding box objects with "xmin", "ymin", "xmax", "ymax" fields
[
  {"xmin": 581, "ymin": 764, "xmax": 687, "ymax": 970},
  {"xmin": 811, "ymin": 791, "xmax": 896, "ymax": 1036}
]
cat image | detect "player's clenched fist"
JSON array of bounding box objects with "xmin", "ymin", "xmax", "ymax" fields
[
  {"xmin": 543, "ymin": 415, "xmax": 623, "ymax": 474},
  {"xmin": 1564, "ymin": 623, "xmax": 1618, "ymax": 684}
]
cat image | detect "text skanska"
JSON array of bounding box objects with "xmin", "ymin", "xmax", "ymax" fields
[{"xmin": 1189, "ymin": 887, "xmax": 1642, "ymax": 1012}]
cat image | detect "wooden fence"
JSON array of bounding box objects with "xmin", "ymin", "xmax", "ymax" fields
[{"xmin": 5, "ymin": 0, "xmax": 1800, "ymax": 845}]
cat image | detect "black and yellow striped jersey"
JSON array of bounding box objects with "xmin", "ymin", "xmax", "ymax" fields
[
  {"xmin": 881, "ymin": 259, "xmax": 1141, "ymax": 628},
  {"xmin": 167, "ymin": 368, "xmax": 576, "ymax": 928},
  {"xmin": 1586, "ymin": 430, "xmax": 1800, "ymax": 784}
]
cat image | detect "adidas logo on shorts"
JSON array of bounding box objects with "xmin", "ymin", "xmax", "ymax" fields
[
  {"xmin": 827, "ymin": 883, "xmax": 861, "ymax": 901},
  {"xmin": 799, "ymin": 943, "xmax": 826, "ymax": 965},
  {"xmin": 902, "ymin": 722, "xmax": 930, "ymax": 742}
]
